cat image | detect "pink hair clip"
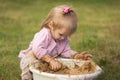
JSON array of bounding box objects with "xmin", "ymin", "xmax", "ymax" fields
[{"xmin": 63, "ymin": 7, "xmax": 70, "ymax": 14}]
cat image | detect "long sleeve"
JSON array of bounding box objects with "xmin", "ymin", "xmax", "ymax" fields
[
  {"xmin": 18, "ymin": 28, "xmax": 58, "ymax": 59},
  {"xmin": 60, "ymin": 38, "xmax": 77, "ymax": 58},
  {"xmin": 32, "ymin": 29, "xmax": 50, "ymax": 59}
]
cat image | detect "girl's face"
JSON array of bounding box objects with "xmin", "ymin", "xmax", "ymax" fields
[{"xmin": 50, "ymin": 27, "xmax": 69, "ymax": 41}]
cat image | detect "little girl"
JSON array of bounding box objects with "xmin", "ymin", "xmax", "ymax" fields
[{"xmin": 18, "ymin": 5, "xmax": 92, "ymax": 80}]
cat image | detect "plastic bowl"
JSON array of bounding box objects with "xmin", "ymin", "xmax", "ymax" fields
[{"xmin": 29, "ymin": 58, "xmax": 102, "ymax": 80}]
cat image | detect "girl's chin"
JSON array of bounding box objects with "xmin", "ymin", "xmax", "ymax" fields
[
  {"xmin": 55, "ymin": 39, "xmax": 61, "ymax": 41},
  {"xmin": 55, "ymin": 39, "xmax": 59, "ymax": 42}
]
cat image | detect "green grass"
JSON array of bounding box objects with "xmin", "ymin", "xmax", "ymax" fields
[{"xmin": 0, "ymin": 0, "xmax": 120, "ymax": 80}]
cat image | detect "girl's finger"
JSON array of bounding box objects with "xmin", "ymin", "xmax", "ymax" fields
[{"xmin": 80, "ymin": 51, "xmax": 87, "ymax": 55}]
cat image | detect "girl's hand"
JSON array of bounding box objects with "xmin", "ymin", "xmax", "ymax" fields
[
  {"xmin": 73, "ymin": 51, "xmax": 92, "ymax": 60},
  {"xmin": 41, "ymin": 54, "xmax": 62, "ymax": 71},
  {"xmin": 49, "ymin": 59, "xmax": 62, "ymax": 71}
]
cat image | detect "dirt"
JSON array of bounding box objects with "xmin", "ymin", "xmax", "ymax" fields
[{"xmin": 37, "ymin": 60, "xmax": 97, "ymax": 75}]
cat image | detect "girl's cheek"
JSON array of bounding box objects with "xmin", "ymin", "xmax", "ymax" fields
[
  {"xmin": 55, "ymin": 34, "xmax": 59, "ymax": 39},
  {"xmin": 57, "ymin": 36, "xmax": 59, "ymax": 39}
]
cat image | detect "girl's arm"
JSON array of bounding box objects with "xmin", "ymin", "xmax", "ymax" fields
[
  {"xmin": 32, "ymin": 31, "xmax": 62, "ymax": 71},
  {"xmin": 60, "ymin": 38, "xmax": 77, "ymax": 58},
  {"xmin": 32, "ymin": 30, "xmax": 50, "ymax": 59},
  {"xmin": 60, "ymin": 38, "xmax": 92, "ymax": 60}
]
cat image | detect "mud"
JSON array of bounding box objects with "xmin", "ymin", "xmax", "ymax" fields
[{"xmin": 37, "ymin": 60, "xmax": 97, "ymax": 75}]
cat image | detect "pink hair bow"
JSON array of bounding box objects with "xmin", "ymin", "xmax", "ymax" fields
[{"xmin": 63, "ymin": 7, "xmax": 70, "ymax": 14}]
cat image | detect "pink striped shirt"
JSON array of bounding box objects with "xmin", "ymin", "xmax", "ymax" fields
[{"xmin": 18, "ymin": 28, "xmax": 77, "ymax": 59}]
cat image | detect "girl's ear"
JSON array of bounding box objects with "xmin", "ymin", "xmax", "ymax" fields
[{"xmin": 48, "ymin": 21, "xmax": 54, "ymax": 30}]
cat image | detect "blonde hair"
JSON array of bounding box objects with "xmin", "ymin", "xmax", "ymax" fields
[{"xmin": 41, "ymin": 5, "xmax": 78, "ymax": 35}]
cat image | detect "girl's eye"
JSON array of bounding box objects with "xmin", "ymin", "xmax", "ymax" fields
[{"xmin": 59, "ymin": 33, "xmax": 63, "ymax": 36}]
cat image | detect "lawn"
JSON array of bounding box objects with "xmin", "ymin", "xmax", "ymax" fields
[{"xmin": 0, "ymin": 0, "xmax": 120, "ymax": 80}]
